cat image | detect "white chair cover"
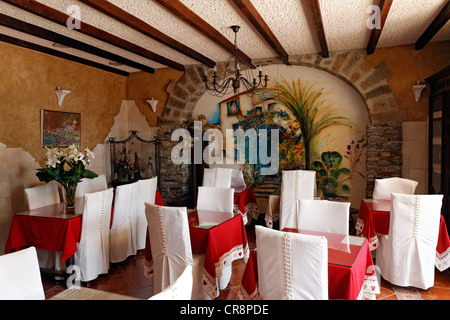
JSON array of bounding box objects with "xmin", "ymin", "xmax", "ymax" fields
[
  {"xmin": 74, "ymin": 188, "xmax": 113, "ymax": 282},
  {"xmin": 372, "ymin": 177, "xmax": 418, "ymax": 200},
  {"xmin": 149, "ymin": 265, "xmax": 193, "ymax": 300},
  {"xmin": 196, "ymin": 186, "xmax": 234, "ymax": 213},
  {"xmin": 280, "ymin": 170, "xmax": 316, "ymax": 230},
  {"xmin": 25, "ymin": 183, "xmax": 62, "ymax": 270},
  {"xmin": 196, "ymin": 186, "xmax": 235, "ymax": 290},
  {"xmin": 109, "ymin": 182, "xmax": 138, "ymax": 263},
  {"xmin": 25, "ymin": 183, "xmax": 60, "ymax": 210},
  {"xmin": 202, "ymin": 168, "xmax": 232, "ymax": 188},
  {"xmin": 297, "ymin": 199, "xmax": 350, "ymax": 235},
  {"xmin": 75, "ymin": 174, "xmax": 108, "ymax": 199},
  {"xmin": 255, "ymin": 226, "xmax": 328, "ymax": 300},
  {"xmin": 136, "ymin": 177, "xmax": 158, "ymax": 250},
  {"xmin": 376, "ymin": 193, "xmax": 443, "ymax": 290},
  {"xmin": 231, "ymin": 169, "xmax": 246, "ymax": 193},
  {"xmin": 145, "ymin": 203, "xmax": 210, "ymax": 300},
  {"xmin": 0, "ymin": 246, "xmax": 45, "ymax": 300}
]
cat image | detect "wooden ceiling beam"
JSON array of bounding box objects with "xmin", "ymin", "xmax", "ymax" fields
[
  {"xmin": 366, "ymin": 0, "xmax": 393, "ymax": 55},
  {"xmin": 154, "ymin": 0, "xmax": 255, "ymax": 68},
  {"xmin": 231, "ymin": 0, "xmax": 290, "ymax": 65},
  {"xmin": 0, "ymin": 33, "xmax": 129, "ymax": 76},
  {"xmin": 2, "ymin": 0, "xmax": 185, "ymax": 71},
  {"xmin": 0, "ymin": 13, "xmax": 155, "ymax": 73},
  {"xmin": 415, "ymin": 1, "xmax": 450, "ymax": 50},
  {"xmin": 79, "ymin": 0, "xmax": 215, "ymax": 68},
  {"xmin": 307, "ymin": 0, "xmax": 329, "ymax": 58}
]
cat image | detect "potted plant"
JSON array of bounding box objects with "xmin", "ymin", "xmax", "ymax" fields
[{"xmin": 36, "ymin": 144, "xmax": 98, "ymax": 211}]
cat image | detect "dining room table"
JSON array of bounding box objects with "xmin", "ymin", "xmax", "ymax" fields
[
  {"xmin": 4, "ymin": 191, "xmax": 165, "ymax": 265},
  {"xmin": 144, "ymin": 208, "xmax": 250, "ymax": 299},
  {"xmin": 356, "ymin": 198, "xmax": 450, "ymax": 271},
  {"xmin": 238, "ymin": 228, "xmax": 380, "ymax": 300}
]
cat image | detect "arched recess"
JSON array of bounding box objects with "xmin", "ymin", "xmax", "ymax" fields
[{"xmin": 158, "ymin": 51, "xmax": 405, "ymax": 206}]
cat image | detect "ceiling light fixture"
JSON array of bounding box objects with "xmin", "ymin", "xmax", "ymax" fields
[{"xmin": 202, "ymin": 25, "xmax": 269, "ymax": 97}]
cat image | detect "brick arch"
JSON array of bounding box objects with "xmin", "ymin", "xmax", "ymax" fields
[
  {"xmin": 160, "ymin": 50, "xmax": 406, "ymax": 125},
  {"xmin": 158, "ymin": 51, "xmax": 404, "ymax": 205}
]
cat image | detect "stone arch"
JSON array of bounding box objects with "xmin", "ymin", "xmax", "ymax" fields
[
  {"xmin": 158, "ymin": 51, "xmax": 405, "ymax": 205},
  {"xmin": 160, "ymin": 50, "xmax": 407, "ymax": 125}
]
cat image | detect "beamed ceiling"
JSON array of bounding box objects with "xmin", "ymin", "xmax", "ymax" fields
[{"xmin": 0, "ymin": 0, "xmax": 449, "ymax": 76}]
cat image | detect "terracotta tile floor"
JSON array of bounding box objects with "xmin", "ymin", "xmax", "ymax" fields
[{"xmin": 43, "ymin": 224, "xmax": 450, "ymax": 300}]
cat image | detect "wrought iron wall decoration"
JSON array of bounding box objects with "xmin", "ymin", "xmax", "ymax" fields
[{"xmin": 107, "ymin": 130, "xmax": 159, "ymax": 186}]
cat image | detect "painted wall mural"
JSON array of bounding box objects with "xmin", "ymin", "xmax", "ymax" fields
[{"xmin": 192, "ymin": 65, "xmax": 369, "ymax": 207}]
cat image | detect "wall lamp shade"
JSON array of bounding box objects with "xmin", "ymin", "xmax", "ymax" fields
[
  {"xmin": 146, "ymin": 98, "xmax": 158, "ymax": 112},
  {"xmin": 55, "ymin": 86, "xmax": 71, "ymax": 107},
  {"xmin": 412, "ymin": 81, "xmax": 426, "ymax": 102}
]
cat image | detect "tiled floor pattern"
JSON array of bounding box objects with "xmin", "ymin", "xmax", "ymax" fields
[{"xmin": 43, "ymin": 224, "xmax": 450, "ymax": 300}]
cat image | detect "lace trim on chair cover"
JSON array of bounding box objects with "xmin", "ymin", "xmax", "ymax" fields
[
  {"xmin": 148, "ymin": 180, "xmax": 157, "ymax": 203},
  {"xmin": 213, "ymin": 169, "xmax": 218, "ymax": 187},
  {"xmin": 282, "ymin": 232, "xmax": 292, "ymax": 300},
  {"xmin": 99, "ymin": 191, "xmax": 107, "ymax": 231},
  {"xmin": 294, "ymin": 171, "xmax": 299, "ymax": 200},
  {"xmin": 156, "ymin": 206, "xmax": 168, "ymax": 255},
  {"xmin": 412, "ymin": 195, "xmax": 421, "ymax": 238}
]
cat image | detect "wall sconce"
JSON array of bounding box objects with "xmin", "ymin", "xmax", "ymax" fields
[
  {"xmin": 146, "ymin": 98, "xmax": 158, "ymax": 112},
  {"xmin": 412, "ymin": 81, "xmax": 426, "ymax": 102},
  {"xmin": 55, "ymin": 86, "xmax": 71, "ymax": 107}
]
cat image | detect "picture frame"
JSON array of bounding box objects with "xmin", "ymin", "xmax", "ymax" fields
[
  {"xmin": 40, "ymin": 109, "xmax": 81, "ymax": 147},
  {"xmin": 226, "ymin": 98, "xmax": 241, "ymax": 116}
]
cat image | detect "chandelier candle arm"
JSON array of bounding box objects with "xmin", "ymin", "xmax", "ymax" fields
[{"xmin": 203, "ymin": 25, "xmax": 269, "ymax": 97}]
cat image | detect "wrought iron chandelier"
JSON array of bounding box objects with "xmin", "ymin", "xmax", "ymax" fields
[{"xmin": 202, "ymin": 25, "xmax": 269, "ymax": 97}]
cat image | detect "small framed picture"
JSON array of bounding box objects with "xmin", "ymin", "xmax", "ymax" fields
[{"xmin": 40, "ymin": 110, "xmax": 81, "ymax": 147}]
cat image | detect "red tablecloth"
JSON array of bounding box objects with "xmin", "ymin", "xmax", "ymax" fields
[
  {"xmin": 356, "ymin": 199, "xmax": 450, "ymax": 271},
  {"xmin": 234, "ymin": 188, "xmax": 260, "ymax": 224},
  {"xmin": 5, "ymin": 214, "xmax": 81, "ymax": 262},
  {"xmin": 238, "ymin": 239, "xmax": 378, "ymax": 300},
  {"xmin": 5, "ymin": 191, "xmax": 165, "ymax": 263},
  {"xmin": 144, "ymin": 213, "xmax": 250, "ymax": 299}
]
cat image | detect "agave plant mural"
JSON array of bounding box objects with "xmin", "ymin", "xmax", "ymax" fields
[{"xmin": 269, "ymin": 78, "xmax": 352, "ymax": 169}]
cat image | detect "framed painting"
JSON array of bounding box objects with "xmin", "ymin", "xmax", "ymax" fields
[
  {"xmin": 226, "ymin": 98, "xmax": 241, "ymax": 116},
  {"xmin": 40, "ymin": 110, "xmax": 81, "ymax": 147}
]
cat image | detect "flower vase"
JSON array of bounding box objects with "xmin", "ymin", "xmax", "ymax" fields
[{"xmin": 64, "ymin": 184, "xmax": 77, "ymax": 214}]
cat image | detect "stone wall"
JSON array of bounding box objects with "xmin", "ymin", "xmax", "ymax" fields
[
  {"xmin": 157, "ymin": 121, "xmax": 194, "ymax": 207},
  {"xmin": 366, "ymin": 122, "xmax": 403, "ymax": 197}
]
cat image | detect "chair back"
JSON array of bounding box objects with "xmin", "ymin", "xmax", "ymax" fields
[
  {"xmin": 25, "ymin": 183, "xmax": 60, "ymax": 210},
  {"xmin": 75, "ymin": 188, "xmax": 113, "ymax": 282},
  {"xmin": 231, "ymin": 169, "xmax": 246, "ymax": 193},
  {"xmin": 136, "ymin": 177, "xmax": 158, "ymax": 250},
  {"xmin": 255, "ymin": 226, "xmax": 328, "ymax": 300},
  {"xmin": 0, "ymin": 247, "xmax": 45, "ymax": 300},
  {"xmin": 377, "ymin": 193, "xmax": 443, "ymax": 289},
  {"xmin": 109, "ymin": 182, "xmax": 138, "ymax": 263},
  {"xmin": 197, "ymin": 186, "xmax": 234, "ymax": 213},
  {"xmin": 297, "ymin": 199, "xmax": 350, "ymax": 235},
  {"xmin": 145, "ymin": 203, "xmax": 194, "ymax": 294},
  {"xmin": 372, "ymin": 177, "xmax": 418, "ymax": 200},
  {"xmin": 202, "ymin": 168, "xmax": 232, "ymax": 188},
  {"xmin": 75, "ymin": 174, "xmax": 108, "ymax": 199},
  {"xmin": 280, "ymin": 170, "xmax": 316, "ymax": 230},
  {"xmin": 149, "ymin": 265, "xmax": 193, "ymax": 300}
]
